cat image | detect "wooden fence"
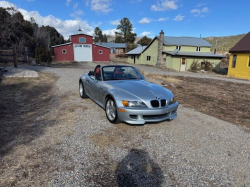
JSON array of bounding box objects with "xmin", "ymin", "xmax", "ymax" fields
[{"xmin": 0, "ymin": 45, "xmax": 31, "ymax": 68}]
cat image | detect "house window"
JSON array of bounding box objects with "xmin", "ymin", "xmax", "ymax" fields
[
  {"xmin": 79, "ymin": 37, "xmax": 86, "ymax": 43},
  {"xmin": 163, "ymin": 58, "xmax": 166, "ymax": 62},
  {"xmin": 232, "ymin": 55, "xmax": 237, "ymax": 68},
  {"xmin": 176, "ymin": 46, "xmax": 181, "ymax": 50},
  {"xmin": 99, "ymin": 50, "xmax": 103, "ymax": 54},
  {"xmin": 196, "ymin": 47, "xmax": 201, "ymax": 51},
  {"xmin": 137, "ymin": 55, "xmax": 139, "ymax": 59},
  {"xmin": 131, "ymin": 56, "xmax": 133, "ymax": 59},
  {"xmin": 147, "ymin": 56, "xmax": 151, "ymax": 61},
  {"xmin": 248, "ymin": 56, "xmax": 250, "ymax": 67},
  {"xmin": 62, "ymin": 49, "xmax": 67, "ymax": 54}
]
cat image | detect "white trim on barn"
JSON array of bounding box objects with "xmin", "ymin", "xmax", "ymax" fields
[{"xmin": 51, "ymin": 42, "xmax": 72, "ymax": 48}]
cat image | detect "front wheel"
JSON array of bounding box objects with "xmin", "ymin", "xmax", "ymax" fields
[
  {"xmin": 79, "ymin": 81, "xmax": 88, "ymax": 99},
  {"xmin": 105, "ymin": 98, "xmax": 120, "ymax": 124}
]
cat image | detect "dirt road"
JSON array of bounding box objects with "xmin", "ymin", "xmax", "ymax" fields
[{"xmin": 0, "ymin": 64, "xmax": 249, "ymax": 186}]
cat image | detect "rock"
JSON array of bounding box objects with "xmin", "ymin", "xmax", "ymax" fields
[{"xmin": 31, "ymin": 60, "xmax": 36, "ymax": 66}]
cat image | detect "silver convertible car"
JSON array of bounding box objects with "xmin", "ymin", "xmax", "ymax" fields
[{"xmin": 79, "ymin": 65, "xmax": 178, "ymax": 124}]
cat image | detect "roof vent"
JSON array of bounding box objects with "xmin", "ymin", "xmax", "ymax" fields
[{"xmin": 77, "ymin": 27, "xmax": 83, "ymax": 34}]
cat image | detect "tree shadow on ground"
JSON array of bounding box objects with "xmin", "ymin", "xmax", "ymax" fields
[
  {"xmin": 115, "ymin": 149, "xmax": 164, "ymax": 187},
  {"xmin": 0, "ymin": 75, "xmax": 58, "ymax": 156}
]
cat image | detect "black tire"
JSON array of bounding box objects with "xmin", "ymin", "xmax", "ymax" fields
[
  {"xmin": 79, "ymin": 81, "xmax": 88, "ymax": 99},
  {"xmin": 105, "ymin": 97, "xmax": 120, "ymax": 124}
]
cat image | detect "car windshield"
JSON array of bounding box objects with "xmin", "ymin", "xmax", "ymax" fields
[{"xmin": 102, "ymin": 66, "xmax": 143, "ymax": 81}]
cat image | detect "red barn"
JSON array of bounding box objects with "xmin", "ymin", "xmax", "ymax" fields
[{"xmin": 52, "ymin": 33, "xmax": 110, "ymax": 62}]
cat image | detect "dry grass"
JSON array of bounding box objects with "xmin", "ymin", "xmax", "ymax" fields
[
  {"xmin": 110, "ymin": 56, "xmax": 129, "ymax": 64},
  {"xmin": 146, "ymin": 74, "xmax": 250, "ymax": 129},
  {"xmin": 146, "ymin": 74, "xmax": 182, "ymax": 85},
  {"xmin": 0, "ymin": 73, "xmax": 59, "ymax": 186}
]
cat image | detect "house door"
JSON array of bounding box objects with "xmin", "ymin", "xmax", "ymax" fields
[
  {"xmin": 74, "ymin": 44, "xmax": 92, "ymax": 61},
  {"xmin": 180, "ymin": 58, "xmax": 186, "ymax": 71}
]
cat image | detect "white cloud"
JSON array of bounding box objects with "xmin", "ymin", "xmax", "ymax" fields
[
  {"xmin": 191, "ymin": 7, "xmax": 208, "ymax": 17},
  {"xmin": 0, "ymin": 1, "xmax": 93, "ymax": 39},
  {"xmin": 92, "ymin": 21, "xmax": 102, "ymax": 27},
  {"xmin": 110, "ymin": 20, "xmax": 120, "ymax": 25},
  {"xmin": 91, "ymin": 0, "xmax": 112, "ymax": 14},
  {"xmin": 173, "ymin": 14, "xmax": 184, "ymax": 21},
  {"xmin": 84, "ymin": 0, "xmax": 90, "ymax": 6},
  {"xmin": 139, "ymin": 17, "xmax": 152, "ymax": 24},
  {"xmin": 0, "ymin": 1, "xmax": 16, "ymax": 9},
  {"xmin": 197, "ymin": 2, "xmax": 206, "ymax": 7},
  {"xmin": 138, "ymin": 17, "xmax": 169, "ymax": 24},
  {"xmin": 70, "ymin": 10, "xmax": 84, "ymax": 18},
  {"xmin": 191, "ymin": 9, "xmax": 200, "ymax": 16},
  {"xmin": 158, "ymin": 17, "xmax": 169, "ymax": 21},
  {"xmin": 103, "ymin": 29, "xmax": 119, "ymax": 36},
  {"xmin": 66, "ymin": 0, "xmax": 71, "ymax": 6},
  {"xmin": 151, "ymin": 0, "xmax": 178, "ymax": 11},
  {"xmin": 140, "ymin": 31, "xmax": 152, "ymax": 36},
  {"xmin": 73, "ymin": 3, "xmax": 78, "ymax": 9},
  {"xmin": 202, "ymin": 7, "xmax": 208, "ymax": 13}
]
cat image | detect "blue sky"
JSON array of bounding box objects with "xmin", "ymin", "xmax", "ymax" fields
[{"xmin": 0, "ymin": 0, "xmax": 249, "ymax": 39}]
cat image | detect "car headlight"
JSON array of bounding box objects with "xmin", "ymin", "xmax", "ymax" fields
[
  {"xmin": 169, "ymin": 97, "xmax": 176, "ymax": 105},
  {"xmin": 122, "ymin": 100, "xmax": 147, "ymax": 107}
]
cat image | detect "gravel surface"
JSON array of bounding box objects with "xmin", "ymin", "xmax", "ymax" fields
[{"xmin": 2, "ymin": 63, "xmax": 250, "ymax": 186}]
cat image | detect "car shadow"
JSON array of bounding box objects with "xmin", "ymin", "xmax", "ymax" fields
[{"xmin": 115, "ymin": 149, "xmax": 164, "ymax": 187}]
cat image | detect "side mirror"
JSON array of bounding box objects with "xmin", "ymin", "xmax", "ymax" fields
[{"xmin": 88, "ymin": 71, "xmax": 94, "ymax": 76}]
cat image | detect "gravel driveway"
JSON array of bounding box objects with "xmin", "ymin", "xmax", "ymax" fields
[{"xmin": 2, "ymin": 64, "xmax": 250, "ymax": 186}]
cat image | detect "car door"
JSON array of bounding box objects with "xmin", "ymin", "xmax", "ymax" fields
[{"xmin": 87, "ymin": 66, "xmax": 104, "ymax": 105}]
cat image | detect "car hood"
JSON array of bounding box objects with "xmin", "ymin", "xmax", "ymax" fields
[{"xmin": 106, "ymin": 80, "xmax": 173, "ymax": 100}]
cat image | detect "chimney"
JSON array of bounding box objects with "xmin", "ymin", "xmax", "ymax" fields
[
  {"xmin": 98, "ymin": 39, "xmax": 102, "ymax": 45},
  {"xmin": 214, "ymin": 40, "xmax": 217, "ymax": 54},
  {"xmin": 156, "ymin": 30, "xmax": 164, "ymax": 67}
]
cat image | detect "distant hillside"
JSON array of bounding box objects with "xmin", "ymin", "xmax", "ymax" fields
[
  {"xmin": 106, "ymin": 35, "xmax": 116, "ymax": 42},
  {"xmin": 105, "ymin": 35, "xmax": 143, "ymax": 43},
  {"xmin": 204, "ymin": 33, "xmax": 246, "ymax": 54}
]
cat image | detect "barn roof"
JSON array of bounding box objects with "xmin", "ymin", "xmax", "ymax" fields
[{"xmin": 51, "ymin": 42, "xmax": 72, "ymax": 48}]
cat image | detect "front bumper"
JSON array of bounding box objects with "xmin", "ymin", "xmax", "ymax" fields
[{"xmin": 117, "ymin": 102, "xmax": 179, "ymax": 124}]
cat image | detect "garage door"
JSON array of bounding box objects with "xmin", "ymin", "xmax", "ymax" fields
[{"xmin": 74, "ymin": 44, "xmax": 92, "ymax": 61}]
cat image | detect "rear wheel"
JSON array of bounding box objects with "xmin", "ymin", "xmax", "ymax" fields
[
  {"xmin": 105, "ymin": 98, "xmax": 120, "ymax": 124},
  {"xmin": 79, "ymin": 81, "xmax": 88, "ymax": 99}
]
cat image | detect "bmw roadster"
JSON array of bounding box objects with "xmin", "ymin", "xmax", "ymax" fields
[{"xmin": 79, "ymin": 65, "xmax": 178, "ymax": 124}]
